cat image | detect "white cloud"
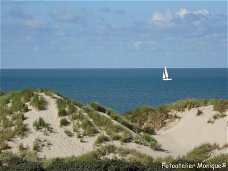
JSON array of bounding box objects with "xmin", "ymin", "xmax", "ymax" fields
[
  {"xmin": 176, "ymin": 8, "xmax": 189, "ymax": 18},
  {"xmin": 193, "ymin": 9, "xmax": 209, "ymax": 16},
  {"xmin": 176, "ymin": 8, "xmax": 209, "ymax": 18},
  {"xmin": 148, "ymin": 11, "xmax": 173, "ymax": 27},
  {"xmin": 148, "ymin": 8, "xmax": 210, "ymax": 28}
]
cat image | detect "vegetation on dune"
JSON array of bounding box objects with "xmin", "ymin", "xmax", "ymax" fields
[
  {"xmin": 182, "ymin": 143, "xmax": 219, "ymax": 161},
  {"xmin": 71, "ymin": 111, "xmax": 98, "ymax": 137},
  {"xmin": 0, "ymin": 91, "xmax": 5, "ymax": 96},
  {"xmin": 33, "ymin": 117, "xmax": 52, "ymax": 132},
  {"xmin": 196, "ymin": 109, "xmax": 203, "ymax": 116},
  {"xmin": 134, "ymin": 133, "xmax": 160, "ymax": 150},
  {"xmin": 85, "ymin": 106, "xmax": 134, "ymax": 144},
  {"xmin": 0, "ymin": 89, "xmax": 37, "ymax": 152},
  {"xmin": 56, "ymin": 96, "xmax": 83, "ymax": 117},
  {"xmin": 124, "ymin": 99, "xmax": 228, "ymax": 132},
  {"xmin": 1, "ymin": 141, "xmax": 228, "ymax": 171},
  {"xmin": 169, "ymin": 99, "xmax": 228, "ymax": 113},
  {"xmin": 90, "ymin": 102, "xmax": 137, "ymax": 132},
  {"xmin": 30, "ymin": 94, "xmax": 47, "ymax": 110},
  {"xmin": 94, "ymin": 134, "xmax": 110, "ymax": 146},
  {"xmin": 124, "ymin": 105, "xmax": 171, "ymax": 131},
  {"xmin": 207, "ymin": 112, "xmax": 227, "ymax": 124},
  {"xmin": 60, "ymin": 118, "xmax": 70, "ymax": 127},
  {"xmin": 90, "ymin": 102, "xmax": 106, "ymax": 113}
]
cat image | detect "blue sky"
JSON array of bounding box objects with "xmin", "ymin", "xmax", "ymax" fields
[{"xmin": 1, "ymin": 0, "xmax": 227, "ymax": 68}]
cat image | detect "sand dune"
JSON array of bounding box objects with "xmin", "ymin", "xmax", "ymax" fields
[
  {"xmin": 153, "ymin": 106, "xmax": 228, "ymax": 156},
  {"xmin": 6, "ymin": 94, "xmax": 228, "ymax": 159}
]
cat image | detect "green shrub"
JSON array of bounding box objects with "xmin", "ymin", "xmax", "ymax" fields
[
  {"xmin": 184, "ymin": 143, "xmax": 219, "ymax": 161},
  {"xmin": 33, "ymin": 117, "xmax": 51, "ymax": 131},
  {"xmin": 120, "ymin": 130, "xmax": 132, "ymax": 143},
  {"xmin": 60, "ymin": 118, "xmax": 70, "ymax": 127},
  {"xmin": 94, "ymin": 134, "xmax": 110, "ymax": 146},
  {"xmin": 143, "ymin": 126, "xmax": 155, "ymax": 134},
  {"xmin": 0, "ymin": 129, "xmax": 15, "ymax": 142},
  {"xmin": 67, "ymin": 103, "xmax": 76, "ymax": 114},
  {"xmin": 139, "ymin": 133, "xmax": 160, "ymax": 150},
  {"xmin": 106, "ymin": 108, "xmax": 137, "ymax": 132},
  {"xmin": 207, "ymin": 154, "xmax": 228, "ymax": 163},
  {"xmin": 81, "ymin": 119, "xmax": 97, "ymax": 136},
  {"xmin": 11, "ymin": 97, "xmax": 28, "ymax": 113},
  {"xmin": 58, "ymin": 108, "xmax": 67, "ymax": 116},
  {"xmin": 210, "ymin": 99, "xmax": 228, "ymax": 113},
  {"xmin": 0, "ymin": 157, "xmax": 43, "ymax": 171},
  {"xmin": 21, "ymin": 88, "xmax": 35, "ymax": 103},
  {"xmin": 110, "ymin": 133, "xmax": 121, "ymax": 141},
  {"xmin": 30, "ymin": 94, "xmax": 47, "ymax": 110},
  {"xmin": 90, "ymin": 102, "xmax": 106, "ymax": 113},
  {"xmin": 0, "ymin": 91, "xmax": 5, "ymax": 96}
]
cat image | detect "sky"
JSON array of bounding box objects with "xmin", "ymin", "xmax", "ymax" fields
[{"xmin": 1, "ymin": 0, "xmax": 227, "ymax": 68}]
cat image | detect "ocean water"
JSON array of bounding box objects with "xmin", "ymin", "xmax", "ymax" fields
[{"xmin": 0, "ymin": 69, "xmax": 227, "ymax": 113}]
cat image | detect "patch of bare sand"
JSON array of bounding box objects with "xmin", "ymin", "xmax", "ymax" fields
[{"xmin": 153, "ymin": 106, "xmax": 228, "ymax": 157}]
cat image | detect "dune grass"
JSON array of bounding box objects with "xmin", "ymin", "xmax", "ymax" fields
[
  {"xmin": 70, "ymin": 110, "xmax": 98, "ymax": 137},
  {"xmin": 94, "ymin": 134, "xmax": 110, "ymax": 146},
  {"xmin": 124, "ymin": 105, "xmax": 170, "ymax": 131},
  {"xmin": 30, "ymin": 94, "xmax": 47, "ymax": 110},
  {"xmin": 33, "ymin": 117, "xmax": 51, "ymax": 132},
  {"xmin": 81, "ymin": 118, "xmax": 97, "ymax": 136},
  {"xmin": 90, "ymin": 102, "xmax": 137, "ymax": 132},
  {"xmin": 182, "ymin": 143, "xmax": 219, "ymax": 161},
  {"xmin": 85, "ymin": 107, "xmax": 133, "ymax": 141},
  {"xmin": 134, "ymin": 133, "xmax": 161, "ymax": 150}
]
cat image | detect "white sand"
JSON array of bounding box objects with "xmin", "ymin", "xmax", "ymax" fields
[{"xmin": 153, "ymin": 106, "xmax": 228, "ymax": 157}]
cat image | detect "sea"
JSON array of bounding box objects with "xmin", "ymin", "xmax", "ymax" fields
[{"xmin": 0, "ymin": 68, "xmax": 227, "ymax": 113}]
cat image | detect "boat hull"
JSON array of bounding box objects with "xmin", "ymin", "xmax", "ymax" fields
[{"xmin": 163, "ymin": 78, "xmax": 172, "ymax": 81}]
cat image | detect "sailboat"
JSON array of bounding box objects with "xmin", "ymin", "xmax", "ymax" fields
[{"xmin": 163, "ymin": 65, "xmax": 172, "ymax": 81}]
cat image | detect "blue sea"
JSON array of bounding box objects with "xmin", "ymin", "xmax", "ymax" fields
[{"xmin": 0, "ymin": 69, "xmax": 227, "ymax": 113}]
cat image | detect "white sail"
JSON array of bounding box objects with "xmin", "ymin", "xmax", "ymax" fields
[
  {"xmin": 164, "ymin": 66, "xmax": 169, "ymax": 78},
  {"xmin": 162, "ymin": 71, "xmax": 166, "ymax": 79}
]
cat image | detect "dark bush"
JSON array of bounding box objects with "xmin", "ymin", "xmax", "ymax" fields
[
  {"xmin": 0, "ymin": 157, "xmax": 44, "ymax": 171},
  {"xmin": 90, "ymin": 102, "xmax": 106, "ymax": 113},
  {"xmin": 46, "ymin": 160, "xmax": 145, "ymax": 171},
  {"xmin": 60, "ymin": 118, "xmax": 70, "ymax": 127}
]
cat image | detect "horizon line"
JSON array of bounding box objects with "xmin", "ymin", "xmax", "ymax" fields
[{"xmin": 0, "ymin": 67, "xmax": 227, "ymax": 70}]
